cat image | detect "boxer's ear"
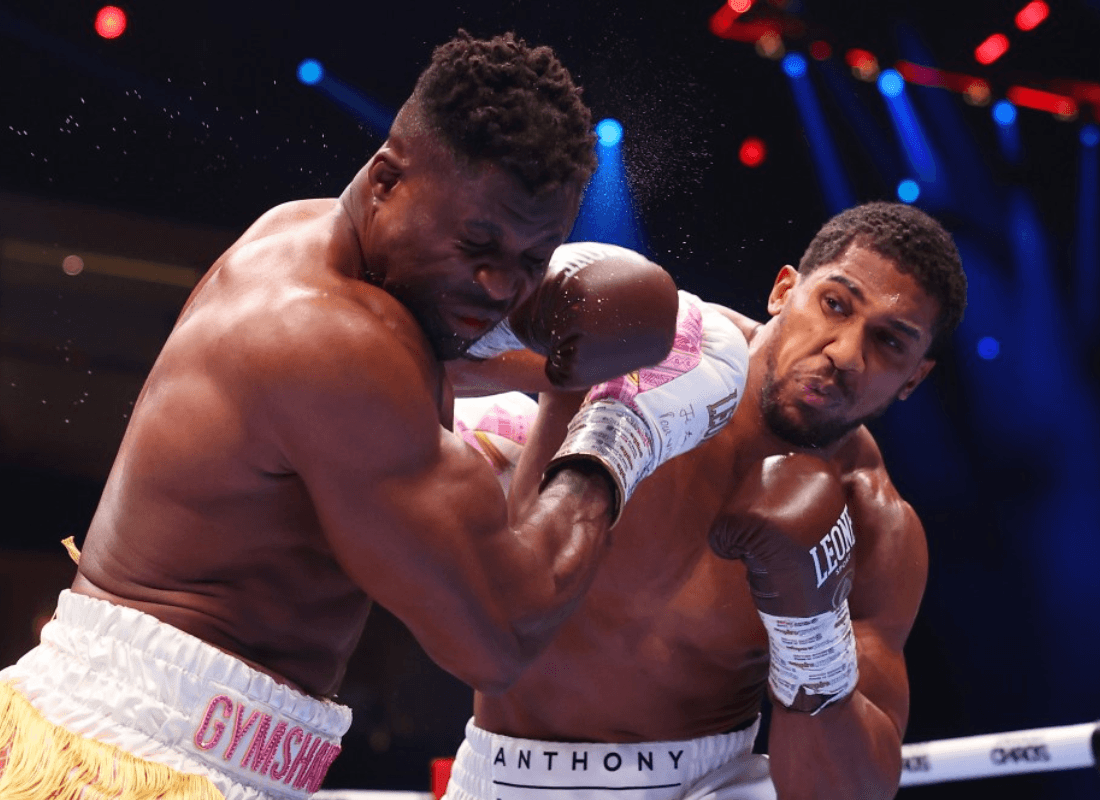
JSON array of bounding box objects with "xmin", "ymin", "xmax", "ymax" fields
[
  {"xmin": 367, "ymin": 144, "xmax": 404, "ymax": 201},
  {"xmin": 898, "ymin": 358, "xmax": 935, "ymax": 400},
  {"xmin": 767, "ymin": 266, "xmax": 799, "ymax": 317}
]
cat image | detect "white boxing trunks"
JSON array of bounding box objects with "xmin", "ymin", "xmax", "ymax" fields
[
  {"xmin": 443, "ymin": 718, "xmax": 776, "ymax": 800},
  {"xmin": 0, "ymin": 590, "xmax": 351, "ymax": 800}
]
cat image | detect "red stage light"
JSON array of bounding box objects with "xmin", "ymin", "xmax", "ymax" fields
[
  {"xmin": 1007, "ymin": 85, "xmax": 1078, "ymax": 116},
  {"xmin": 809, "ymin": 40, "xmax": 832, "ymax": 60},
  {"xmin": 95, "ymin": 6, "xmax": 127, "ymax": 39},
  {"xmin": 728, "ymin": 0, "xmax": 752, "ymax": 13},
  {"xmin": 1015, "ymin": 1, "xmax": 1049, "ymax": 31},
  {"xmin": 845, "ymin": 48, "xmax": 875, "ymax": 69},
  {"xmin": 975, "ymin": 33, "xmax": 1009, "ymax": 65},
  {"xmin": 739, "ymin": 137, "xmax": 766, "ymax": 168},
  {"xmin": 709, "ymin": 3, "xmax": 737, "ymax": 37}
]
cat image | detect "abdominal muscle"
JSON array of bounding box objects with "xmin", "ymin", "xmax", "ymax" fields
[{"xmin": 474, "ymin": 529, "xmax": 772, "ymax": 743}]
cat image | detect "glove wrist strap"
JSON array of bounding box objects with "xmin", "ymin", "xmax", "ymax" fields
[
  {"xmin": 542, "ymin": 400, "xmax": 654, "ymax": 526},
  {"xmin": 758, "ymin": 600, "xmax": 859, "ymax": 715}
]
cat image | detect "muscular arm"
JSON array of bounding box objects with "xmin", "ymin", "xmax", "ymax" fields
[
  {"xmin": 767, "ymin": 435, "xmax": 928, "ymax": 799},
  {"xmin": 269, "ymin": 298, "xmax": 614, "ymax": 694},
  {"xmin": 446, "ymin": 349, "xmax": 553, "ymax": 397}
]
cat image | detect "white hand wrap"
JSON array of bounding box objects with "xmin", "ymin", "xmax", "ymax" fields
[
  {"xmin": 464, "ymin": 242, "xmax": 647, "ymax": 360},
  {"xmin": 545, "ymin": 291, "xmax": 749, "ymax": 523},
  {"xmin": 759, "ymin": 601, "xmax": 860, "ymax": 714}
]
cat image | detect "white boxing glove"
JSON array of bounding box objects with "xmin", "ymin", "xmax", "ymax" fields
[
  {"xmin": 544, "ymin": 291, "xmax": 749, "ymax": 524},
  {"xmin": 454, "ymin": 392, "xmax": 538, "ymax": 494}
]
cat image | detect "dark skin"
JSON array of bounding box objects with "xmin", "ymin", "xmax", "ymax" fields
[
  {"xmin": 450, "ymin": 245, "xmax": 938, "ymax": 799},
  {"xmin": 71, "ymin": 103, "xmax": 619, "ymax": 700}
]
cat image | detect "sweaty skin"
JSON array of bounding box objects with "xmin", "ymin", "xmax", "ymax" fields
[
  {"xmin": 453, "ymin": 246, "xmax": 937, "ymax": 798},
  {"xmin": 70, "ymin": 131, "xmax": 625, "ymax": 700}
]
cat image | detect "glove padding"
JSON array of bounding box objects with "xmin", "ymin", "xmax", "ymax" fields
[
  {"xmin": 710, "ymin": 454, "xmax": 859, "ymax": 713},
  {"xmin": 465, "ymin": 242, "xmax": 679, "ymax": 390},
  {"xmin": 454, "ymin": 392, "xmax": 538, "ymax": 494},
  {"xmin": 544, "ymin": 291, "xmax": 749, "ymax": 524}
]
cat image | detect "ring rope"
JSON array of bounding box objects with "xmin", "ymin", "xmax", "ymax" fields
[{"xmin": 900, "ymin": 720, "xmax": 1099, "ymax": 786}]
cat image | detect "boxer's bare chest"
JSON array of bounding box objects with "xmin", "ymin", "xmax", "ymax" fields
[{"xmin": 482, "ymin": 419, "xmax": 871, "ymax": 740}]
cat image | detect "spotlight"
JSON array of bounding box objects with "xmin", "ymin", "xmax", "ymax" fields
[
  {"xmin": 977, "ymin": 336, "xmax": 1001, "ymax": 360},
  {"xmin": 1081, "ymin": 125, "xmax": 1100, "ymax": 147},
  {"xmin": 877, "ymin": 70, "xmax": 905, "ymax": 98},
  {"xmin": 1015, "ymin": 1, "xmax": 1049, "ymax": 31},
  {"xmin": 738, "ymin": 137, "xmax": 767, "ymax": 168},
  {"xmin": 781, "ymin": 53, "xmax": 807, "ymax": 79},
  {"xmin": 897, "ymin": 179, "xmax": 921, "ymax": 203},
  {"xmin": 992, "ymin": 100, "xmax": 1017, "ymax": 126},
  {"xmin": 975, "ymin": 33, "xmax": 1010, "ymax": 65},
  {"xmin": 94, "ymin": 6, "xmax": 127, "ymax": 39},
  {"xmin": 596, "ymin": 119, "xmax": 623, "ymax": 147},
  {"xmin": 297, "ymin": 59, "xmax": 324, "ymax": 86}
]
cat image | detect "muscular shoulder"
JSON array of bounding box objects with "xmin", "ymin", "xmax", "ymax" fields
[
  {"xmin": 833, "ymin": 429, "xmax": 915, "ymax": 532},
  {"xmin": 834, "ymin": 428, "xmax": 928, "ymax": 635},
  {"xmin": 265, "ymin": 284, "xmax": 439, "ymax": 415}
]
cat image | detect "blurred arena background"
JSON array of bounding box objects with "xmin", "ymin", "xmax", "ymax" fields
[{"xmin": 2, "ymin": 1, "xmax": 1098, "ymax": 797}]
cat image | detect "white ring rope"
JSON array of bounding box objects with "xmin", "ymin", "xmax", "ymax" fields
[
  {"xmin": 900, "ymin": 720, "xmax": 1099, "ymax": 786},
  {"xmin": 311, "ymin": 720, "xmax": 1099, "ymax": 797}
]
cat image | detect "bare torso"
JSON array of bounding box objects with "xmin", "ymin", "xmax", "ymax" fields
[
  {"xmin": 72, "ymin": 198, "xmax": 448, "ymax": 698},
  {"xmin": 474, "ymin": 315, "xmax": 904, "ymax": 742}
]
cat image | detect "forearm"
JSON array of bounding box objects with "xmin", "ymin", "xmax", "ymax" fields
[
  {"xmin": 768, "ymin": 690, "xmax": 902, "ymax": 800},
  {"xmin": 447, "ymin": 350, "xmax": 553, "ymax": 397},
  {"xmin": 503, "ymin": 462, "xmax": 615, "ymax": 658}
]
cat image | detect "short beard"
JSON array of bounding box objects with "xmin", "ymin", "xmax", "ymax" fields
[{"xmin": 759, "ymin": 351, "xmax": 890, "ymax": 450}]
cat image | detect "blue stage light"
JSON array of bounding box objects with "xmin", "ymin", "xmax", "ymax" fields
[
  {"xmin": 1081, "ymin": 124, "xmax": 1100, "ymax": 147},
  {"xmin": 992, "ymin": 100, "xmax": 1017, "ymax": 127},
  {"xmin": 897, "ymin": 179, "xmax": 920, "ymax": 203},
  {"xmin": 877, "ymin": 70, "xmax": 904, "ymax": 98},
  {"xmin": 596, "ymin": 118, "xmax": 623, "ymax": 147},
  {"xmin": 977, "ymin": 336, "xmax": 1000, "ymax": 360},
  {"xmin": 781, "ymin": 53, "xmax": 807, "ymax": 79},
  {"xmin": 297, "ymin": 59, "xmax": 324, "ymax": 86}
]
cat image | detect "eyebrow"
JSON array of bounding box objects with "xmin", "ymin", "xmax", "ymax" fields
[
  {"xmin": 462, "ymin": 221, "xmax": 503, "ymax": 240},
  {"xmin": 824, "ymin": 274, "xmax": 924, "ymax": 342},
  {"xmin": 463, "ymin": 220, "xmax": 564, "ymax": 254}
]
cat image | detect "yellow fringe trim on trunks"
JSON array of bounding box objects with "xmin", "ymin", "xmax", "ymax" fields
[{"xmin": 0, "ymin": 680, "xmax": 225, "ymax": 800}]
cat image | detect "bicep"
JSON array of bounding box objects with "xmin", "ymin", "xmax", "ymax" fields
[{"xmin": 271, "ymin": 344, "xmax": 526, "ymax": 684}]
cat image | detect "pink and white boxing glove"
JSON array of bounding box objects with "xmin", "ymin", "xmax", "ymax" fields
[
  {"xmin": 544, "ymin": 292, "xmax": 749, "ymax": 524},
  {"xmin": 454, "ymin": 392, "xmax": 538, "ymax": 494}
]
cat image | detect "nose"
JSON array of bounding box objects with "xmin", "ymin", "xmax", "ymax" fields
[
  {"xmin": 823, "ymin": 321, "xmax": 865, "ymax": 374},
  {"xmin": 474, "ymin": 260, "xmax": 535, "ymax": 304}
]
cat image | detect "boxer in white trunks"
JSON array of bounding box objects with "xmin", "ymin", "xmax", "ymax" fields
[
  {"xmin": 446, "ymin": 202, "xmax": 968, "ymax": 800},
  {"xmin": 0, "ymin": 32, "xmax": 751, "ymax": 800}
]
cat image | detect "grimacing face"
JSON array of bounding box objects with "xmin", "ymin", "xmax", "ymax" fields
[
  {"xmin": 364, "ymin": 144, "xmax": 580, "ymax": 361},
  {"xmin": 759, "ymin": 245, "xmax": 940, "ymax": 449}
]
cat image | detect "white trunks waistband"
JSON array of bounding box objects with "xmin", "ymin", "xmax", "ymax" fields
[
  {"xmin": 448, "ymin": 716, "xmax": 761, "ymax": 800},
  {"xmin": 0, "ymin": 589, "xmax": 352, "ymax": 800}
]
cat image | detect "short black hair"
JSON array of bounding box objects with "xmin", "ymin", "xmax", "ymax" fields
[
  {"xmin": 409, "ymin": 30, "xmax": 597, "ymax": 194},
  {"xmin": 798, "ymin": 202, "xmax": 967, "ymax": 357}
]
